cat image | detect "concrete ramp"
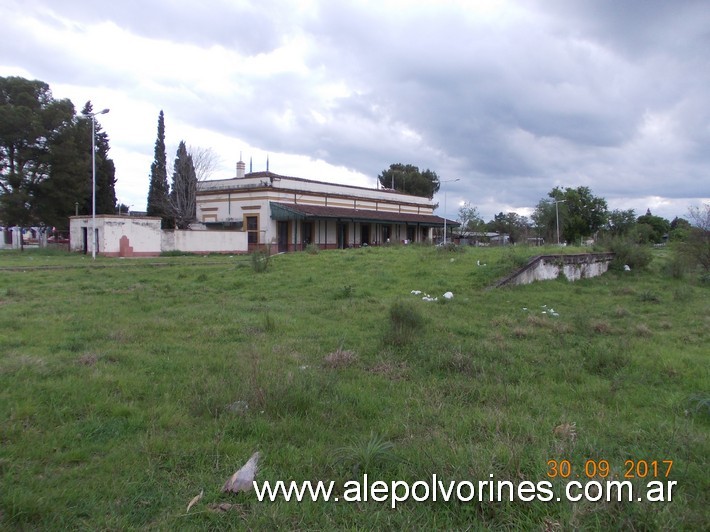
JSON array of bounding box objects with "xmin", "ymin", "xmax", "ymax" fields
[{"xmin": 492, "ymin": 253, "xmax": 615, "ymax": 288}]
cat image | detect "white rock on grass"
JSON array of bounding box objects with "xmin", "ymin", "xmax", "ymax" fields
[{"xmin": 443, "ymin": 291, "xmax": 454, "ymax": 299}]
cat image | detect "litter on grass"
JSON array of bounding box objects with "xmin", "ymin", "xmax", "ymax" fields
[
  {"xmin": 411, "ymin": 290, "xmax": 453, "ymax": 302},
  {"xmin": 223, "ymin": 452, "xmax": 260, "ymax": 493}
]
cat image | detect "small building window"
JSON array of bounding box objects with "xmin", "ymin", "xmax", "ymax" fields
[{"xmin": 246, "ymin": 215, "xmax": 259, "ymax": 244}]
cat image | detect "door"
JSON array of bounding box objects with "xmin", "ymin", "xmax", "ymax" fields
[
  {"xmin": 277, "ymin": 221, "xmax": 289, "ymax": 253},
  {"xmin": 360, "ymin": 224, "xmax": 370, "ymax": 246},
  {"xmin": 337, "ymin": 223, "xmax": 348, "ymax": 249}
]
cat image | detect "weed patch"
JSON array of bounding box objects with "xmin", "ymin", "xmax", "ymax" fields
[
  {"xmin": 383, "ymin": 299, "xmax": 424, "ymax": 347},
  {"xmin": 250, "ymin": 250, "xmax": 270, "ymax": 273}
]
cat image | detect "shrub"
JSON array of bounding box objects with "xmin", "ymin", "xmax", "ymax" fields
[
  {"xmin": 251, "ymin": 250, "xmax": 270, "ymax": 273},
  {"xmin": 305, "ymin": 243, "xmax": 319, "ymax": 255},
  {"xmin": 664, "ymin": 251, "xmax": 691, "ymax": 279},
  {"xmin": 499, "ymin": 248, "xmax": 529, "ymax": 269},
  {"xmin": 338, "ymin": 285, "xmax": 355, "ymax": 299},
  {"xmin": 384, "ymin": 299, "xmax": 424, "ymax": 346},
  {"xmin": 604, "ymin": 236, "xmax": 652, "ymax": 271}
]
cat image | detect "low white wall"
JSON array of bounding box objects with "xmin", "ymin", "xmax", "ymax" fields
[
  {"xmin": 103, "ymin": 218, "xmax": 162, "ymax": 255},
  {"xmin": 162, "ymin": 229, "xmax": 248, "ymax": 254},
  {"xmin": 494, "ymin": 253, "xmax": 615, "ymax": 287}
]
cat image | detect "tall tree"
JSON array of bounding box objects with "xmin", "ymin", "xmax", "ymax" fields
[
  {"xmin": 457, "ymin": 201, "xmax": 485, "ymax": 239},
  {"xmin": 531, "ymin": 198, "xmax": 556, "ymax": 244},
  {"xmin": 146, "ymin": 110, "xmax": 171, "ymax": 228},
  {"xmin": 607, "ymin": 209, "xmax": 637, "ymax": 236},
  {"xmin": 487, "ymin": 212, "xmax": 530, "ymax": 244},
  {"xmin": 169, "ymin": 141, "xmax": 197, "ymax": 229},
  {"xmin": 35, "ymin": 114, "xmax": 91, "ymax": 229},
  {"xmin": 549, "ymin": 186, "xmax": 608, "ymax": 244},
  {"xmin": 684, "ymin": 203, "xmax": 710, "ymax": 272},
  {"xmin": 377, "ymin": 163, "xmax": 440, "ymax": 198},
  {"xmin": 0, "ymin": 76, "xmax": 75, "ymax": 226},
  {"xmin": 635, "ymin": 209, "xmax": 670, "ymax": 244}
]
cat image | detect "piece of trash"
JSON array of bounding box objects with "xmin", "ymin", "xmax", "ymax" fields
[
  {"xmin": 553, "ymin": 422, "xmax": 577, "ymax": 441},
  {"xmin": 208, "ymin": 502, "xmax": 240, "ymax": 512},
  {"xmin": 443, "ymin": 292, "xmax": 453, "ymax": 299},
  {"xmin": 522, "ymin": 307, "xmax": 528, "ymax": 311},
  {"xmin": 624, "ymin": 265, "xmax": 631, "ymax": 271},
  {"xmin": 542, "ymin": 311, "xmax": 547, "ymax": 314},
  {"xmin": 411, "ymin": 290, "xmax": 421, "ymax": 295},
  {"xmin": 186, "ymin": 489, "xmax": 203, "ymax": 513},
  {"xmin": 226, "ymin": 400, "xmax": 249, "ymax": 414},
  {"xmin": 223, "ymin": 452, "xmax": 260, "ymax": 493}
]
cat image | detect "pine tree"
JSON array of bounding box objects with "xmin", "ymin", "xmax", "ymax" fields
[
  {"xmin": 0, "ymin": 76, "xmax": 75, "ymax": 226},
  {"xmin": 169, "ymin": 141, "xmax": 197, "ymax": 229},
  {"xmin": 146, "ymin": 110, "xmax": 171, "ymax": 228},
  {"xmin": 36, "ymin": 115, "xmax": 91, "ymax": 229}
]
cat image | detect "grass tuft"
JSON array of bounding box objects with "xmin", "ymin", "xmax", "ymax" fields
[
  {"xmin": 333, "ymin": 432, "xmax": 399, "ymax": 475},
  {"xmin": 384, "ymin": 299, "xmax": 424, "ymax": 346}
]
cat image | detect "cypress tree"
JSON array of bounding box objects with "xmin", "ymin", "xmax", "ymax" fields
[
  {"xmin": 169, "ymin": 141, "xmax": 197, "ymax": 229},
  {"xmin": 146, "ymin": 110, "xmax": 171, "ymax": 228}
]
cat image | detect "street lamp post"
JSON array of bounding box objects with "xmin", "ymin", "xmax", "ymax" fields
[
  {"xmin": 87, "ymin": 108, "xmax": 110, "ymax": 259},
  {"xmin": 555, "ymin": 199, "xmax": 566, "ymax": 245},
  {"xmin": 442, "ymin": 178, "xmax": 460, "ymax": 244}
]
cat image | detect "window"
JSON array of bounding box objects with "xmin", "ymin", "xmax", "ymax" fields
[{"xmin": 246, "ymin": 215, "xmax": 258, "ymax": 244}]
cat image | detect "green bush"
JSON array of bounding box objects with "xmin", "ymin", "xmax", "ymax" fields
[
  {"xmin": 250, "ymin": 250, "xmax": 270, "ymax": 273},
  {"xmin": 604, "ymin": 237, "xmax": 652, "ymax": 271},
  {"xmin": 664, "ymin": 251, "xmax": 691, "ymax": 279},
  {"xmin": 384, "ymin": 299, "xmax": 424, "ymax": 346}
]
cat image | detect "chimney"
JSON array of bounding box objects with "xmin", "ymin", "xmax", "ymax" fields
[{"xmin": 236, "ymin": 158, "xmax": 246, "ymax": 178}]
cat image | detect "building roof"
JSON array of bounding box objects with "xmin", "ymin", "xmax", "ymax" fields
[
  {"xmin": 270, "ymin": 202, "xmax": 458, "ymax": 227},
  {"xmin": 198, "ymin": 171, "xmax": 433, "ymax": 207}
]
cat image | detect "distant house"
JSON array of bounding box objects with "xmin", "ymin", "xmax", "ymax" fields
[
  {"xmin": 455, "ymin": 231, "xmax": 508, "ymax": 246},
  {"xmin": 195, "ymin": 160, "xmax": 456, "ymax": 253}
]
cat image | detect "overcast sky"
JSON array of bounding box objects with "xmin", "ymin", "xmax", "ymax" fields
[{"xmin": 1, "ymin": 0, "xmax": 708, "ymax": 222}]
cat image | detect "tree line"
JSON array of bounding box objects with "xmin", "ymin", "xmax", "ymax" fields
[
  {"xmin": 145, "ymin": 110, "xmax": 219, "ymax": 229},
  {"xmin": 456, "ymin": 186, "xmax": 703, "ymax": 247},
  {"xmin": 0, "ymin": 76, "xmax": 219, "ymax": 232}
]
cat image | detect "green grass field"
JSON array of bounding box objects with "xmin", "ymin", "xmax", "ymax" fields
[{"xmin": 1, "ymin": 245, "xmax": 708, "ymax": 529}]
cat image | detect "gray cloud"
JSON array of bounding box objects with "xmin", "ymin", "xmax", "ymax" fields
[{"xmin": 1, "ymin": 0, "xmax": 708, "ymax": 221}]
